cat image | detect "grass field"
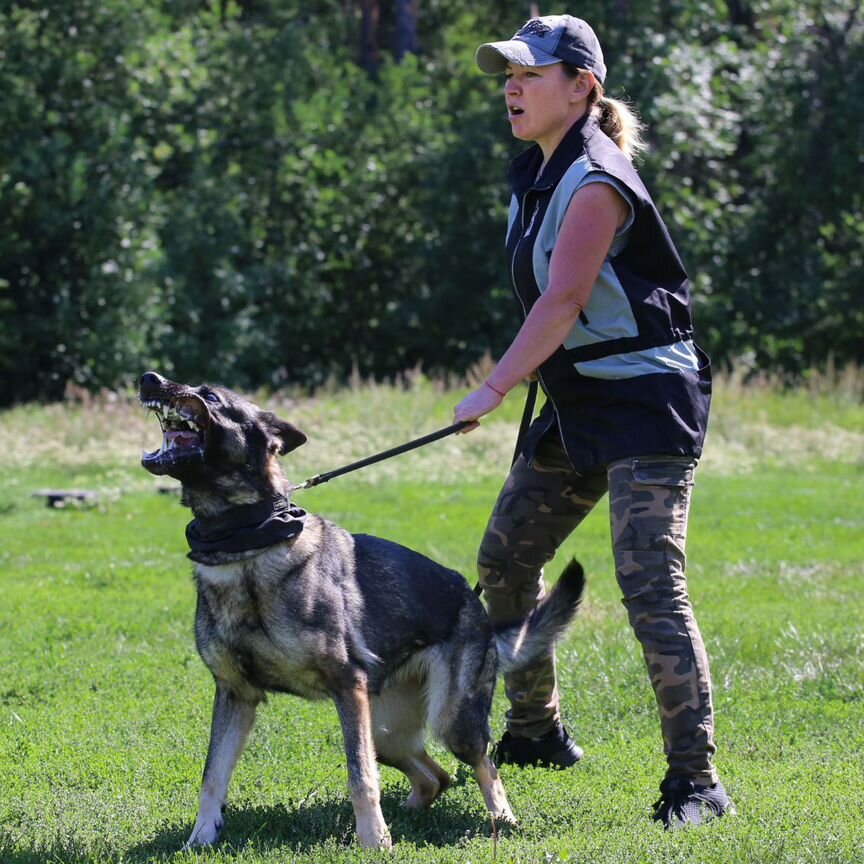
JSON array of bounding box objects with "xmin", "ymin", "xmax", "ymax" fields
[{"xmin": 1, "ymin": 372, "xmax": 862, "ymax": 863}]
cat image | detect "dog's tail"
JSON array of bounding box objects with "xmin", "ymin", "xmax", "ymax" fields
[{"xmin": 493, "ymin": 559, "xmax": 585, "ymax": 675}]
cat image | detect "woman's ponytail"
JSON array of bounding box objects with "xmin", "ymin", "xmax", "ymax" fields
[
  {"xmin": 594, "ymin": 93, "xmax": 647, "ymax": 161},
  {"xmin": 566, "ymin": 66, "xmax": 648, "ymax": 161}
]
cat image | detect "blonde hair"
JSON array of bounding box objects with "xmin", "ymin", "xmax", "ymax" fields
[{"xmin": 566, "ymin": 66, "xmax": 647, "ymax": 161}]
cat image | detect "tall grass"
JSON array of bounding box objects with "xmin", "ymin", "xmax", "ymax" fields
[{"xmin": 1, "ymin": 363, "xmax": 861, "ymax": 491}]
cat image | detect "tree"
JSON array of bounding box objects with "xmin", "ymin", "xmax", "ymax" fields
[
  {"xmin": 0, "ymin": 1, "xmax": 166, "ymax": 404},
  {"xmin": 1, "ymin": 0, "xmax": 860, "ymax": 407},
  {"xmin": 358, "ymin": 0, "xmax": 419, "ymax": 70}
]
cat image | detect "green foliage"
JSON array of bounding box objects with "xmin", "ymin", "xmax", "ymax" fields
[
  {"xmin": 132, "ymin": 9, "xmax": 519, "ymax": 390},
  {"xmin": 1, "ymin": 1, "xmax": 861, "ymax": 405},
  {"xmin": 718, "ymin": 2, "xmax": 864, "ymax": 372},
  {"xmin": 0, "ymin": 2, "xmax": 178, "ymax": 404}
]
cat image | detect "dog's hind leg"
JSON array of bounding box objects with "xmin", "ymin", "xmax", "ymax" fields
[
  {"xmin": 441, "ymin": 712, "xmax": 515, "ymax": 825},
  {"xmin": 472, "ymin": 754, "xmax": 515, "ymax": 825},
  {"xmin": 378, "ymin": 751, "xmax": 451, "ymax": 810},
  {"xmin": 427, "ymin": 642, "xmax": 516, "ymax": 825},
  {"xmin": 371, "ymin": 680, "xmax": 451, "ymax": 809},
  {"xmin": 331, "ymin": 673, "xmax": 392, "ymax": 849},
  {"xmin": 408, "ymin": 751, "xmax": 452, "ymax": 807},
  {"xmin": 186, "ymin": 683, "xmax": 259, "ymax": 848}
]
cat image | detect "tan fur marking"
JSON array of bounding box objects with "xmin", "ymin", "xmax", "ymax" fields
[{"xmin": 474, "ymin": 756, "xmax": 516, "ymax": 824}]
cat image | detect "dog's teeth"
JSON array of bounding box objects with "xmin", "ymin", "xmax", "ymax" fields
[{"xmin": 144, "ymin": 399, "xmax": 167, "ymax": 418}]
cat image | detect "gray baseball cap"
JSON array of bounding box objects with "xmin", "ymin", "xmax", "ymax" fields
[{"xmin": 476, "ymin": 15, "xmax": 606, "ymax": 84}]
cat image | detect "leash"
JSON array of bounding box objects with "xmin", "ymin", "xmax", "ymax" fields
[
  {"xmin": 511, "ymin": 379, "xmax": 538, "ymax": 468},
  {"xmin": 292, "ymin": 420, "xmax": 472, "ymax": 491},
  {"xmin": 290, "ymin": 385, "xmax": 539, "ymax": 601},
  {"xmin": 293, "ymin": 381, "xmax": 539, "ymax": 492}
]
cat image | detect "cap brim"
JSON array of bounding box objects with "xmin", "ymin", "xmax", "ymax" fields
[{"xmin": 475, "ymin": 41, "xmax": 562, "ymax": 74}]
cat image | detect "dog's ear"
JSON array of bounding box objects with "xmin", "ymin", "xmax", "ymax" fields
[{"xmin": 261, "ymin": 412, "xmax": 307, "ymax": 455}]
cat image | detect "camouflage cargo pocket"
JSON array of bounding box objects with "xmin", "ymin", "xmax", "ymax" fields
[{"xmin": 624, "ymin": 457, "xmax": 696, "ymax": 542}]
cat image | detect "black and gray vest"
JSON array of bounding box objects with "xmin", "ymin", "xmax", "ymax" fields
[{"xmin": 506, "ymin": 113, "xmax": 712, "ymax": 473}]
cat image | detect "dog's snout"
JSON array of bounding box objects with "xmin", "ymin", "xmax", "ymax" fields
[{"xmin": 140, "ymin": 371, "xmax": 164, "ymax": 389}]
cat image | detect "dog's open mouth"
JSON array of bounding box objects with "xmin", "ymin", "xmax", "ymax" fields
[{"xmin": 141, "ymin": 395, "xmax": 209, "ymax": 474}]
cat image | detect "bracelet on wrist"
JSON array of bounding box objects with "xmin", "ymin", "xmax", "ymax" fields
[{"xmin": 484, "ymin": 380, "xmax": 507, "ymax": 399}]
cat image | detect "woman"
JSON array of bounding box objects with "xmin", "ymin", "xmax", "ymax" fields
[{"xmin": 453, "ymin": 15, "xmax": 733, "ymax": 828}]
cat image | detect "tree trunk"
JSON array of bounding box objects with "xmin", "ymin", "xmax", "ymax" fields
[
  {"xmin": 359, "ymin": 0, "xmax": 381, "ymax": 71},
  {"xmin": 725, "ymin": 0, "xmax": 756, "ymax": 30},
  {"xmin": 395, "ymin": 0, "xmax": 418, "ymax": 60}
]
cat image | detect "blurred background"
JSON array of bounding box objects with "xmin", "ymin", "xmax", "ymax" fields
[{"xmin": 1, "ymin": 0, "xmax": 862, "ymax": 407}]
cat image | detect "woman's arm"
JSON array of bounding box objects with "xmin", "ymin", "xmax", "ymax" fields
[{"xmin": 454, "ymin": 180, "xmax": 628, "ymax": 429}]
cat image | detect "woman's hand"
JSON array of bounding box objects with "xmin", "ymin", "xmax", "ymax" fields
[{"xmin": 453, "ymin": 382, "xmax": 505, "ymax": 433}]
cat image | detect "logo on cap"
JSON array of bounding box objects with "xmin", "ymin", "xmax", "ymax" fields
[{"xmin": 517, "ymin": 19, "xmax": 552, "ymax": 38}]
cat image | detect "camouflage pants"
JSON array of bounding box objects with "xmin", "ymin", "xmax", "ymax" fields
[{"xmin": 478, "ymin": 431, "xmax": 717, "ymax": 783}]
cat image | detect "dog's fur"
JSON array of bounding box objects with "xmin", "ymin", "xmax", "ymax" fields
[{"xmin": 138, "ymin": 371, "xmax": 584, "ymax": 849}]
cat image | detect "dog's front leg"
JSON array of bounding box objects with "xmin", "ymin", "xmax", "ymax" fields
[
  {"xmin": 330, "ymin": 673, "xmax": 392, "ymax": 849},
  {"xmin": 186, "ymin": 683, "xmax": 258, "ymax": 849}
]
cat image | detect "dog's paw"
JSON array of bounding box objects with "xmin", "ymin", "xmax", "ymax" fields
[
  {"xmin": 403, "ymin": 772, "xmax": 451, "ymax": 810},
  {"xmin": 493, "ymin": 807, "xmax": 517, "ymax": 827},
  {"xmin": 356, "ymin": 824, "xmax": 392, "ymax": 849},
  {"xmin": 183, "ymin": 816, "xmax": 223, "ymax": 850}
]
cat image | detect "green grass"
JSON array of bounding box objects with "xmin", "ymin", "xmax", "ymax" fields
[{"xmin": 1, "ymin": 375, "xmax": 863, "ymax": 863}]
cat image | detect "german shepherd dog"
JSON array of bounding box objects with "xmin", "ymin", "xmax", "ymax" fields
[{"xmin": 138, "ymin": 371, "xmax": 584, "ymax": 849}]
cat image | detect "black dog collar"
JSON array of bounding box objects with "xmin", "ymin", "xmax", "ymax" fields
[{"xmin": 186, "ymin": 497, "xmax": 306, "ymax": 561}]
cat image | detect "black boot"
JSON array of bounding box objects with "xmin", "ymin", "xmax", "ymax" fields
[
  {"xmin": 652, "ymin": 776, "xmax": 735, "ymax": 828},
  {"xmin": 492, "ymin": 724, "xmax": 583, "ymax": 769}
]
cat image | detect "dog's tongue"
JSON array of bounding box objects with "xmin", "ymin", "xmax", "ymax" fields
[{"xmin": 166, "ymin": 430, "xmax": 200, "ymax": 448}]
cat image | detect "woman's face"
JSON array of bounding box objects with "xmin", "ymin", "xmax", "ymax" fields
[{"xmin": 504, "ymin": 62, "xmax": 588, "ymax": 155}]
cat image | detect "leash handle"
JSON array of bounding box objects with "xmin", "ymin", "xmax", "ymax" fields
[
  {"xmin": 297, "ymin": 420, "xmax": 472, "ymax": 490},
  {"xmin": 511, "ymin": 379, "xmax": 539, "ymax": 467}
]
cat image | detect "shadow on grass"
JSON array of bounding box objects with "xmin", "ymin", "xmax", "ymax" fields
[
  {"xmin": 121, "ymin": 784, "xmax": 498, "ymax": 860},
  {"xmin": 0, "ymin": 774, "xmax": 501, "ymax": 862}
]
